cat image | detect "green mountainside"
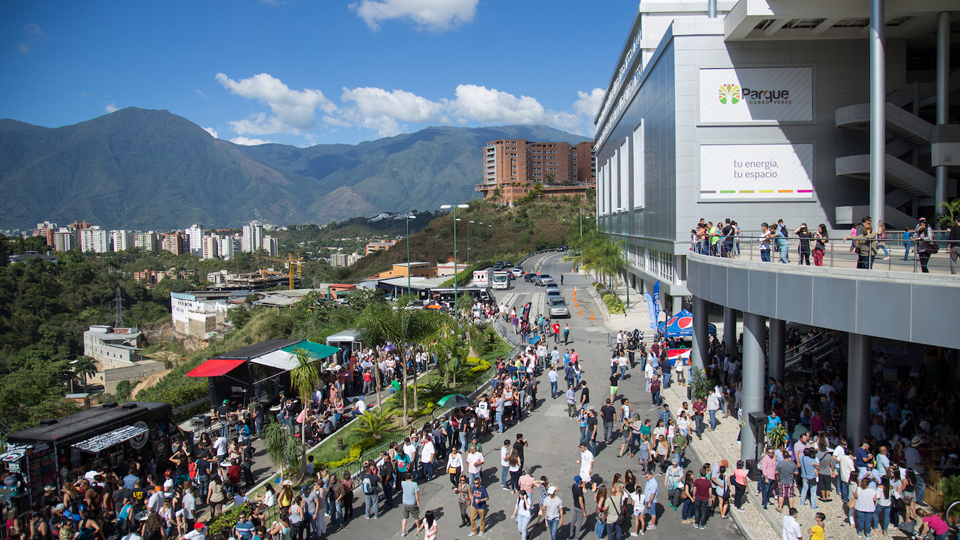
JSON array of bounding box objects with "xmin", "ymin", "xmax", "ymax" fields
[{"xmin": 0, "ymin": 108, "xmax": 588, "ymax": 230}]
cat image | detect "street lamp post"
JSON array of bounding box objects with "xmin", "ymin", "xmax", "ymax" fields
[
  {"xmin": 468, "ymin": 220, "xmax": 475, "ymax": 265},
  {"xmin": 405, "ymin": 213, "xmax": 416, "ymax": 299},
  {"xmin": 487, "ymin": 224, "xmax": 492, "ymax": 261},
  {"xmin": 441, "ymin": 204, "xmax": 469, "ymax": 320}
]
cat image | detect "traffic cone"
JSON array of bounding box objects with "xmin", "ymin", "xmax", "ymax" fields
[
  {"xmin": 590, "ymin": 313, "xmax": 594, "ymax": 321},
  {"xmin": 579, "ymin": 308, "xmax": 582, "ymax": 316}
]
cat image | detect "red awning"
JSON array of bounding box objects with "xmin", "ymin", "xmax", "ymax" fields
[{"xmin": 185, "ymin": 359, "xmax": 245, "ymax": 378}]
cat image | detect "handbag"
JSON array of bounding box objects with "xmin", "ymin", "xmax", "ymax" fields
[
  {"xmin": 927, "ymin": 242, "xmax": 940, "ymax": 254},
  {"xmin": 448, "ymin": 467, "xmax": 458, "ymax": 475}
]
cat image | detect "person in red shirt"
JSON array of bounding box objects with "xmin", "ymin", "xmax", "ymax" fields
[
  {"xmin": 692, "ymin": 398, "xmax": 707, "ymax": 440},
  {"xmin": 552, "ymin": 322, "xmax": 561, "ymax": 344},
  {"xmin": 692, "ymin": 468, "xmax": 713, "ymax": 529}
]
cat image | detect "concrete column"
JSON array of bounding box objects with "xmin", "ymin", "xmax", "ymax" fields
[
  {"xmin": 671, "ymin": 295, "xmax": 682, "ymax": 317},
  {"xmin": 769, "ymin": 318, "xmax": 786, "ymax": 382},
  {"xmin": 847, "ymin": 333, "xmax": 873, "ymax": 446},
  {"xmin": 692, "ymin": 296, "xmax": 709, "ymax": 371},
  {"xmin": 869, "ymin": 0, "xmax": 886, "ymax": 224},
  {"xmin": 935, "ymin": 12, "xmax": 950, "ymax": 216},
  {"xmin": 742, "ymin": 312, "xmax": 767, "ymax": 463},
  {"xmin": 723, "ymin": 307, "xmax": 737, "ymax": 356}
]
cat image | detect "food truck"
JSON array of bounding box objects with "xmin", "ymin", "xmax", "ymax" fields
[{"xmin": 2, "ymin": 401, "xmax": 175, "ymax": 511}]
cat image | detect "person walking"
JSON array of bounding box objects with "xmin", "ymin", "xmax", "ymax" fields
[
  {"xmin": 456, "ymin": 475, "xmax": 471, "ymax": 528},
  {"xmin": 399, "ymin": 473, "xmax": 420, "ymax": 537},
  {"xmin": 569, "ymin": 476, "xmax": 586, "ymax": 540},
  {"xmin": 511, "ymin": 491, "xmax": 533, "ymax": 540},
  {"xmin": 692, "ymin": 468, "xmax": 711, "ymax": 529},
  {"xmin": 468, "ymin": 476, "xmax": 489, "ymax": 537},
  {"xmin": 913, "ymin": 219, "xmax": 934, "ymax": 273},
  {"xmin": 543, "ymin": 486, "xmax": 564, "ymax": 540}
]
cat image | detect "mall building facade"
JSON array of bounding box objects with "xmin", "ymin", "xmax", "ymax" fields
[{"xmin": 594, "ymin": 0, "xmax": 959, "ymax": 460}]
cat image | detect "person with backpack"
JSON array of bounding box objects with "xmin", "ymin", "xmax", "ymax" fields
[{"xmin": 361, "ymin": 462, "xmax": 381, "ymax": 520}]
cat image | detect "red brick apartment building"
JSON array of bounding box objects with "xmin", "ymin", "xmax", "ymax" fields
[{"xmin": 475, "ymin": 139, "xmax": 595, "ymax": 204}]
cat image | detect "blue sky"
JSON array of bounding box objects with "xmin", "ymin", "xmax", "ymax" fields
[{"xmin": 1, "ymin": 0, "xmax": 632, "ymax": 147}]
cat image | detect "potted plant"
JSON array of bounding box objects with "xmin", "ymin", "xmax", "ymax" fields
[
  {"xmin": 939, "ymin": 475, "xmax": 960, "ymax": 525},
  {"xmin": 689, "ymin": 367, "xmax": 716, "ymax": 401},
  {"xmin": 767, "ymin": 424, "xmax": 789, "ymax": 450}
]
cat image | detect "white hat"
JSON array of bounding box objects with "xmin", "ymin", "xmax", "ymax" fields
[{"xmin": 547, "ymin": 486, "xmax": 557, "ymax": 495}]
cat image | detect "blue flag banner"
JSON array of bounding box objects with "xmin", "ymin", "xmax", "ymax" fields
[
  {"xmin": 653, "ymin": 280, "xmax": 661, "ymax": 319},
  {"xmin": 644, "ymin": 292, "xmax": 657, "ymax": 331}
]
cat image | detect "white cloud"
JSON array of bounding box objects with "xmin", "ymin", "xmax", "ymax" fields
[
  {"xmin": 104, "ymin": 102, "xmax": 118, "ymax": 113},
  {"xmin": 340, "ymin": 87, "xmax": 446, "ymax": 136},
  {"xmin": 350, "ymin": 0, "xmax": 477, "ymax": 32},
  {"xmin": 215, "ymin": 72, "xmax": 336, "ymax": 134},
  {"xmin": 18, "ymin": 23, "xmax": 47, "ymax": 54},
  {"xmin": 574, "ymin": 88, "xmax": 604, "ymax": 120},
  {"xmin": 217, "ymin": 71, "xmax": 598, "ymax": 140},
  {"xmin": 195, "ymin": 89, "xmax": 209, "ymax": 99},
  {"xmin": 230, "ymin": 136, "xmax": 275, "ymax": 146},
  {"xmin": 203, "ymin": 127, "xmax": 219, "ymax": 138}
]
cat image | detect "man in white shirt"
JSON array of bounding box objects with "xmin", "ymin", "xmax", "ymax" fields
[
  {"xmin": 500, "ymin": 440, "xmax": 511, "ymax": 490},
  {"xmin": 213, "ymin": 435, "xmax": 229, "ymax": 459},
  {"xmin": 420, "ymin": 438, "xmax": 435, "ymax": 480},
  {"xmin": 547, "ymin": 368, "xmax": 559, "ymax": 398},
  {"xmin": 181, "ymin": 522, "xmax": 205, "ymax": 540},
  {"xmin": 147, "ymin": 486, "xmax": 164, "ymax": 513},
  {"xmin": 782, "ymin": 508, "xmax": 801, "ymax": 540},
  {"xmin": 181, "ymin": 487, "xmax": 196, "ymax": 527},
  {"xmin": 577, "ymin": 443, "xmax": 594, "ymax": 484}
]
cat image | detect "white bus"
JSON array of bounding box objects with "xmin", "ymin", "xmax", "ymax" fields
[{"xmin": 492, "ymin": 271, "xmax": 510, "ymax": 290}]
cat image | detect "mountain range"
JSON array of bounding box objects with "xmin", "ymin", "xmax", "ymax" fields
[{"xmin": 0, "ymin": 108, "xmax": 589, "ymax": 230}]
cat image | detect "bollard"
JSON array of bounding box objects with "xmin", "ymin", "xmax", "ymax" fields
[{"xmin": 337, "ymin": 436, "xmax": 344, "ymax": 451}]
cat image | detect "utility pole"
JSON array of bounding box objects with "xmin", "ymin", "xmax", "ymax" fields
[
  {"xmin": 441, "ymin": 204, "xmax": 469, "ymax": 320},
  {"xmin": 114, "ymin": 287, "xmax": 124, "ymax": 328}
]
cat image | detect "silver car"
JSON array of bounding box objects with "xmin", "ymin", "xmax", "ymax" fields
[{"xmin": 548, "ymin": 298, "xmax": 569, "ymax": 317}]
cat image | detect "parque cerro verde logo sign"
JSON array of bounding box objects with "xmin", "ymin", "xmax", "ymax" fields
[
  {"xmin": 718, "ymin": 84, "xmax": 740, "ymax": 104},
  {"xmin": 719, "ymin": 84, "xmax": 792, "ymax": 105}
]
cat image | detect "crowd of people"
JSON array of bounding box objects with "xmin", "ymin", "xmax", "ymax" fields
[{"xmin": 690, "ymin": 214, "xmax": 960, "ymax": 274}]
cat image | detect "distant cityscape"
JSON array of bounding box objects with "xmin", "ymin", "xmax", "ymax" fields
[{"xmin": 15, "ymin": 219, "xmax": 387, "ymax": 273}]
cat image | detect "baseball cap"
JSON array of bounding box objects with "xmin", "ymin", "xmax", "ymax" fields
[
  {"xmin": 574, "ymin": 475, "xmax": 581, "ymax": 483},
  {"xmin": 194, "ymin": 523, "xmax": 205, "ymax": 531},
  {"xmin": 548, "ymin": 486, "xmax": 557, "ymax": 495}
]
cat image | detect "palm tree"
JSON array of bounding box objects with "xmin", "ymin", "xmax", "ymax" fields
[
  {"xmin": 354, "ymin": 294, "xmax": 443, "ymax": 425},
  {"xmin": 351, "ymin": 407, "xmax": 401, "ymax": 441},
  {"xmin": 72, "ymin": 356, "xmax": 98, "ymax": 392},
  {"xmin": 289, "ymin": 347, "xmax": 320, "ymax": 446}
]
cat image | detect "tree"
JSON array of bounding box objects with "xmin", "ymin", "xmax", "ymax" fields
[
  {"xmin": 351, "ymin": 407, "xmax": 401, "ymax": 441},
  {"xmin": 354, "ymin": 294, "xmax": 443, "ymax": 425},
  {"xmin": 937, "ymin": 198, "xmax": 960, "ymax": 228},
  {"xmin": 289, "ymin": 347, "xmax": 320, "ymax": 448},
  {"xmin": 73, "ymin": 356, "xmax": 98, "ymax": 391}
]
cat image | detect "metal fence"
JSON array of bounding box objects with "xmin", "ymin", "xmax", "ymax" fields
[{"xmin": 691, "ymin": 233, "xmax": 960, "ymax": 274}]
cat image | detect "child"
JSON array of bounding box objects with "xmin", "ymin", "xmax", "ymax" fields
[{"xmin": 808, "ymin": 512, "xmax": 825, "ymax": 540}]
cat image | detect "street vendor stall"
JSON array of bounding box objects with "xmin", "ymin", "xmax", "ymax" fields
[
  {"xmin": 186, "ymin": 339, "xmax": 338, "ymax": 408},
  {"xmin": 3, "ymin": 401, "xmax": 174, "ymax": 512}
]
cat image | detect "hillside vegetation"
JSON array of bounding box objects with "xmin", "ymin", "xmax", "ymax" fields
[
  {"xmin": 347, "ymin": 195, "xmax": 594, "ymax": 280},
  {"xmin": 0, "ymin": 108, "xmax": 588, "ymax": 229}
]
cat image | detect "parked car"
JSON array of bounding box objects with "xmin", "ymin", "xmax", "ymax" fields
[
  {"xmin": 546, "ymin": 289, "xmax": 562, "ymax": 300},
  {"xmin": 548, "ymin": 298, "xmax": 569, "ymax": 317}
]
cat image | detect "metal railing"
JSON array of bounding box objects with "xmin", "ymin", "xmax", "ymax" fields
[{"xmin": 689, "ymin": 232, "xmax": 960, "ymax": 275}]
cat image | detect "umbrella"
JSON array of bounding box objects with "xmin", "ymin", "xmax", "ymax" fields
[{"xmin": 437, "ymin": 394, "xmax": 473, "ymax": 409}]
